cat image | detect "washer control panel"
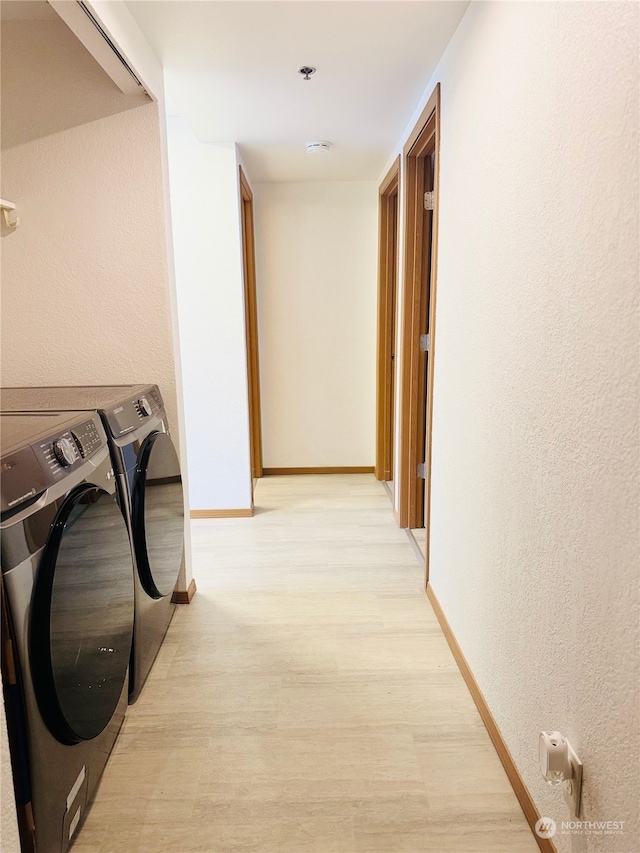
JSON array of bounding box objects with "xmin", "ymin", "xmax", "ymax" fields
[
  {"xmin": 52, "ymin": 437, "xmax": 77, "ymax": 467},
  {"xmin": 104, "ymin": 386, "xmax": 164, "ymax": 437},
  {"xmin": 134, "ymin": 395, "xmax": 154, "ymax": 420},
  {"xmin": 71, "ymin": 418, "xmax": 102, "ymax": 459},
  {"xmin": 35, "ymin": 417, "xmax": 105, "ymax": 479},
  {"xmin": 0, "ymin": 413, "xmax": 108, "ymax": 515}
]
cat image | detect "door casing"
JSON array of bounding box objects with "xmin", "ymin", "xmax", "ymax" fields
[
  {"xmin": 398, "ymin": 83, "xmax": 440, "ymax": 585},
  {"xmin": 375, "ymin": 157, "xmax": 400, "ymax": 482},
  {"xmin": 239, "ymin": 166, "xmax": 263, "ymax": 481}
]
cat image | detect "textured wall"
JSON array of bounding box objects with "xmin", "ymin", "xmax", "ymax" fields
[
  {"xmin": 389, "ymin": 2, "xmax": 639, "ymax": 849},
  {"xmin": 253, "ymin": 181, "xmax": 378, "ymax": 468},
  {"xmin": 0, "ymin": 19, "xmax": 147, "ymax": 149},
  {"xmin": 0, "ymin": 19, "xmax": 180, "ymax": 443},
  {"xmin": 166, "ymin": 119, "xmax": 252, "ymax": 511}
]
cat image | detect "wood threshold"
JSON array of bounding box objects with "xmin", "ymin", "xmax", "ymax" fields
[
  {"xmin": 171, "ymin": 578, "xmax": 197, "ymax": 605},
  {"xmin": 262, "ymin": 467, "xmax": 375, "ymax": 475},
  {"xmin": 426, "ymin": 584, "xmax": 558, "ymax": 853},
  {"xmin": 190, "ymin": 508, "xmax": 254, "ymax": 518}
]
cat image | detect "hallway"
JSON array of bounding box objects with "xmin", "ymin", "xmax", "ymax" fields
[{"xmin": 76, "ymin": 475, "xmax": 538, "ymax": 852}]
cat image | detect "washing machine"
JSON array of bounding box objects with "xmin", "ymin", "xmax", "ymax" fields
[
  {"xmin": 0, "ymin": 410, "xmax": 135, "ymax": 853},
  {"xmin": 1, "ymin": 385, "xmax": 185, "ymax": 703}
]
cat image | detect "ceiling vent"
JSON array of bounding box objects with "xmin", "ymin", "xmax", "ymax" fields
[{"xmin": 306, "ymin": 141, "xmax": 331, "ymax": 155}]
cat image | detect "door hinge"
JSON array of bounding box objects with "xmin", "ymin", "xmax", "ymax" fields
[
  {"xmin": 419, "ymin": 333, "xmax": 430, "ymax": 352},
  {"xmin": 417, "ymin": 462, "xmax": 426, "ymax": 479},
  {"xmin": 424, "ymin": 191, "xmax": 435, "ymax": 211}
]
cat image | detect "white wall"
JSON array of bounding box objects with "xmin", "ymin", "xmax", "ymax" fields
[
  {"xmin": 0, "ymin": 19, "xmax": 179, "ymax": 436},
  {"xmin": 388, "ymin": 2, "xmax": 639, "ymax": 848},
  {"xmin": 0, "ymin": 16, "xmax": 193, "ymax": 592},
  {"xmin": 166, "ymin": 118, "xmax": 252, "ymax": 511},
  {"xmin": 253, "ymin": 181, "xmax": 378, "ymax": 468}
]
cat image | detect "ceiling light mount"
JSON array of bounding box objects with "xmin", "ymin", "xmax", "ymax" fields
[{"xmin": 298, "ymin": 66, "xmax": 316, "ymax": 81}]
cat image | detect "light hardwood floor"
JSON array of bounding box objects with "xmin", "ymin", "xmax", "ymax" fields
[
  {"xmin": 408, "ymin": 528, "xmax": 427, "ymax": 563},
  {"xmin": 76, "ymin": 474, "xmax": 538, "ymax": 853}
]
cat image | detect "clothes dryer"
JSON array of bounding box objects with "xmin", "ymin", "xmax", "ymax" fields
[
  {"xmin": 1, "ymin": 411, "xmax": 134, "ymax": 853},
  {"xmin": 1, "ymin": 386, "xmax": 185, "ymax": 702}
]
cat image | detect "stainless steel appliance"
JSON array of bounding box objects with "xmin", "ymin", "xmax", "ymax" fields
[
  {"xmin": 1, "ymin": 385, "xmax": 185, "ymax": 703},
  {"xmin": 1, "ymin": 411, "xmax": 134, "ymax": 853}
]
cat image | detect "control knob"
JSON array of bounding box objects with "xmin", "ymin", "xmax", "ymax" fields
[
  {"xmin": 52, "ymin": 437, "xmax": 77, "ymax": 467},
  {"xmin": 138, "ymin": 396, "xmax": 151, "ymax": 417}
]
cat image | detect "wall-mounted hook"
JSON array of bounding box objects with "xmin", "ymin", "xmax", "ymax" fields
[{"xmin": 1, "ymin": 199, "xmax": 20, "ymax": 229}]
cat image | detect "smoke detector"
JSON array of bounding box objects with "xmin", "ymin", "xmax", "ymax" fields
[
  {"xmin": 306, "ymin": 141, "xmax": 331, "ymax": 155},
  {"xmin": 298, "ymin": 66, "xmax": 316, "ymax": 80}
]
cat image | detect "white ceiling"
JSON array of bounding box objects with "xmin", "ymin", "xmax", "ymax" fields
[{"xmin": 127, "ymin": 1, "xmax": 469, "ymax": 182}]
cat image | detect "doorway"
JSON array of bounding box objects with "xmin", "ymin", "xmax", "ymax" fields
[
  {"xmin": 375, "ymin": 158, "xmax": 400, "ymax": 485},
  {"xmin": 239, "ymin": 166, "xmax": 263, "ymax": 481},
  {"xmin": 398, "ymin": 84, "xmax": 440, "ymax": 583}
]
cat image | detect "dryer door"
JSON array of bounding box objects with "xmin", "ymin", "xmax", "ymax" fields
[
  {"xmin": 29, "ymin": 485, "xmax": 134, "ymax": 745},
  {"xmin": 131, "ymin": 431, "xmax": 184, "ymax": 599}
]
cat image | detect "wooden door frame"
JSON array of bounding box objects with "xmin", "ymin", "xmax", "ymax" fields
[
  {"xmin": 375, "ymin": 157, "xmax": 400, "ymax": 481},
  {"xmin": 398, "ymin": 83, "xmax": 440, "ymax": 583},
  {"xmin": 239, "ymin": 166, "xmax": 263, "ymax": 479}
]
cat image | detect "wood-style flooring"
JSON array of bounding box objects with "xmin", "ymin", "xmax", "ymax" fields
[
  {"xmin": 408, "ymin": 528, "xmax": 427, "ymax": 562},
  {"xmin": 76, "ymin": 474, "xmax": 538, "ymax": 853}
]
